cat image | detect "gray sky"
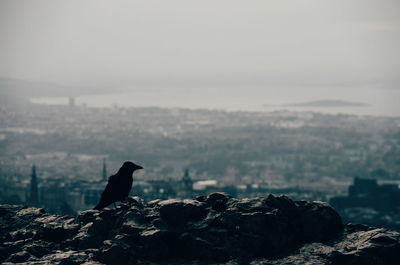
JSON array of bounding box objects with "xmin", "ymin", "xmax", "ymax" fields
[{"xmin": 0, "ymin": 0, "xmax": 399, "ymax": 90}]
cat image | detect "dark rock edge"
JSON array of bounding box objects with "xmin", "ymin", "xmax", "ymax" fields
[{"xmin": 0, "ymin": 193, "xmax": 399, "ymax": 265}]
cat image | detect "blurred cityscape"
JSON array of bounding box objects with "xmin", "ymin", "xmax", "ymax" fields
[{"xmin": 0, "ymin": 101, "xmax": 399, "ymax": 230}]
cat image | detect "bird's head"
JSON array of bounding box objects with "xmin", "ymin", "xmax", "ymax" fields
[{"xmin": 122, "ymin": 161, "xmax": 143, "ymax": 173}]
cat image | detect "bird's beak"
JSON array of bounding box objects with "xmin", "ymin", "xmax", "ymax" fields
[{"xmin": 137, "ymin": 165, "xmax": 144, "ymax": 170}]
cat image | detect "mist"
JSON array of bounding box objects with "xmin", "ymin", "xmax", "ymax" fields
[{"xmin": 1, "ymin": 0, "xmax": 399, "ymax": 95}]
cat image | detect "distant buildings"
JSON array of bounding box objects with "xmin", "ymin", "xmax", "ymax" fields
[
  {"xmin": 0, "ymin": 161, "xmax": 335, "ymax": 215},
  {"xmin": 39, "ymin": 179, "xmax": 68, "ymax": 213},
  {"xmin": 180, "ymin": 168, "xmax": 193, "ymax": 198},
  {"xmin": 330, "ymin": 177, "xmax": 400, "ymax": 212},
  {"xmin": 18, "ymin": 164, "xmax": 203, "ymax": 214},
  {"xmin": 330, "ymin": 177, "xmax": 400, "ymax": 231}
]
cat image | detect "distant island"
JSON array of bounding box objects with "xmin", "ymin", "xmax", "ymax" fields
[{"xmin": 265, "ymin": 99, "xmax": 371, "ymax": 108}]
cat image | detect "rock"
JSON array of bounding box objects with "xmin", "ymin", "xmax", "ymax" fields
[
  {"xmin": 5, "ymin": 250, "xmax": 32, "ymax": 263},
  {"xmin": 146, "ymin": 199, "xmax": 161, "ymax": 207},
  {"xmin": 206, "ymin": 192, "xmax": 230, "ymax": 212},
  {"xmin": 159, "ymin": 199, "xmax": 207, "ymax": 225},
  {"xmin": 88, "ymin": 217, "xmax": 109, "ymax": 235},
  {"xmin": 1, "ymin": 195, "xmax": 399, "ymax": 264},
  {"xmin": 9, "ymin": 228, "xmax": 36, "ymax": 241},
  {"xmin": 195, "ymin": 195, "xmax": 207, "ymax": 202},
  {"xmin": 17, "ymin": 207, "xmax": 46, "ymax": 218},
  {"xmin": 72, "ymin": 222, "xmax": 106, "ymax": 249},
  {"xmin": 231, "ymin": 197, "xmax": 271, "ymax": 213},
  {"xmin": 23, "ymin": 240, "xmax": 53, "ymax": 258},
  {"xmin": 297, "ymin": 200, "xmax": 343, "ymax": 241},
  {"xmin": 34, "ymin": 250, "xmax": 98, "ymax": 265},
  {"xmin": 77, "ymin": 210, "xmax": 99, "ymax": 224},
  {"xmin": 207, "ymin": 192, "xmax": 230, "ymax": 203},
  {"xmin": 177, "ymin": 233, "xmax": 225, "ymax": 261},
  {"xmin": 97, "ymin": 241, "xmax": 132, "ymax": 265},
  {"xmin": 35, "ymin": 224, "xmax": 67, "ymax": 242},
  {"xmin": 265, "ymin": 194, "xmax": 298, "ymax": 215},
  {"xmin": 125, "ymin": 196, "xmax": 144, "ymax": 208},
  {"xmin": 122, "ymin": 210, "xmax": 145, "ymax": 234},
  {"xmin": 328, "ymin": 226, "xmax": 400, "ymax": 265}
]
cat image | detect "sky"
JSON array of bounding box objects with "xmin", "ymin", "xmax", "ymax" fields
[{"xmin": 0, "ymin": 0, "xmax": 399, "ymax": 93}]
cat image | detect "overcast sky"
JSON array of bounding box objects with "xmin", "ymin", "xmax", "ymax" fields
[{"xmin": 0, "ymin": 0, "xmax": 399, "ymax": 91}]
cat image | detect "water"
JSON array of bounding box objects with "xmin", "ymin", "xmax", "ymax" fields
[{"xmin": 30, "ymin": 86, "xmax": 400, "ymax": 117}]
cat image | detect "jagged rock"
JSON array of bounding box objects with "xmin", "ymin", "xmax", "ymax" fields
[
  {"xmin": 122, "ymin": 209, "xmax": 146, "ymax": 234},
  {"xmin": 37, "ymin": 223, "xmax": 65, "ymax": 242},
  {"xmin": 328, "ymin": 226, "xmax": 400, "ymax": 265},
  {"xmin": 1, "ymin": 196, "xmax": 399, "ymax": 264},
  {"xmin": 265, "ymin": 194, "xmax": 298, "ymax": 215},
  {"xmin": 206, "ymin": 192, "xmax": 230, "ymax": 212},
  {"xmin": 31, "ymin": 250, "xmax": 97, "ymax": 265},
  {"xmin": 17, "ymin": 207, "xmax": 46, "ymax": 218},
  {"xmin": 72, "ymin": 222, "xmax": 105, "ymax": 249},
  {"xmin": 159, "ymin": 199, "xmax": 207, "ymax": 225},
  {"xmin": 9, "ymin": 228, "xmax": 36, "ymax": 241},
  {"xmin": 296, "ymin": 200, "xmax": 343, "ymax": 241},
  {"xmin": 125, "ymin": 196, "xmax": 144, "ymax": 208},
  {"xmin": 97, "ymin": 240, "xmax": 132, "ymax": 265},
  {"xmin": 251, "ymin": 225, "xmax": 400, "ymax": 265},
  {"xmin": 23, "ymin": 240, "xmax": 53, "ymax": 258},
  {"xmin": 5, "ymin": 250, "xmax": 32, "ymax": 263},
  {"xmin": 77, "ymin": 210, "xmax": 99, "ymax": 224},
  {"xmin": 147, "ymin": 199, "xmax": 162, "ymax": 207}
]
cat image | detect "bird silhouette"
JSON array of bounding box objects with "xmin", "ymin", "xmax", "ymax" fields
[{"xmin": 94, "ymin": 161, "xmax": 143, "ymax": 210}]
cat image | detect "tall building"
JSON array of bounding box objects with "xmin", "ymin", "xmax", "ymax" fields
[
  {"xmin": 181, "ymin": 168, "xmax": 193, "ymax": 198},
  {"xmin": 102, "ymin": 158, "xmax": 108, "ymax": 181},
  {"xmin": 30, "ymin": 164, "xmax": 39, "ymax": 206}
]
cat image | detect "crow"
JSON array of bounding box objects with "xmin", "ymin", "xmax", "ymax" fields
[{"xmin": 94, "ymin": 161, "xmax": 143, "ymax": 210}]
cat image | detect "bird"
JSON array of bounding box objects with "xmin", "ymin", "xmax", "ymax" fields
[{"xmin": 94, "ymin": 161, "xmax": 143, "ymax": 210}]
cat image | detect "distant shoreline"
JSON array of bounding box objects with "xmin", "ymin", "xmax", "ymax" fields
[
  {"xmin": 27, "ymin": 93, "xmax": 399, "ymax": 117},
  {"xmin": 264, "ymin": 99, "xmax": 371, "ymax": 108}
]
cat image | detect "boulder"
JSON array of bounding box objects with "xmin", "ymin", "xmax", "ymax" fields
[
  {"xmin": 296, "ymin": 200, "xmax": 343, "ymax": 241},
  {"xmin": 206, "ymin": 192, "xmax": 230, "ymax": 212},
  {"xmin": 159, "ymin": 199, "xmax": 207, "ymax": 225}
]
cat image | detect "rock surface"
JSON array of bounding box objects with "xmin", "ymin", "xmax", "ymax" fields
[{"xmin": 0, "ymin": 193, "xmax": 399, "ymax": 264}]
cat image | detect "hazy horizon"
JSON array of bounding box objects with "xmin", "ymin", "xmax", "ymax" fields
[{"xmin": 1, "ymin": 0, "xmax": 399, "ymax": 115}]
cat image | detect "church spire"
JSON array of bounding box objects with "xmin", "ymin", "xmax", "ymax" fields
[
  {"xmin": 181, "ymin": 168, "xmax": 193, "ymax": 197},
  {"xmin": 30, "ymin": 164, "xmax": 39, "ymax": 206}
]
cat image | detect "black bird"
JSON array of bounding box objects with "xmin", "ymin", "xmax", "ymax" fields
[{"xmin": 94, "ymin": 161, "xmax": 143, "ymax": 210}]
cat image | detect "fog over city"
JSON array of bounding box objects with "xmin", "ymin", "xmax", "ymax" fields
[
  {"xmin": 1, "ymin": 0, "xmax": 399, "ymax": 115},
  {"xmin": 0, "ymin": 0, "xmax": 400, "ymax": 237}
]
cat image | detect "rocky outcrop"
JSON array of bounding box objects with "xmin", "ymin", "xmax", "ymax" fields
[{"xmin": 0, "ymin": 194, "xmax": 399, "ymax": 264}]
